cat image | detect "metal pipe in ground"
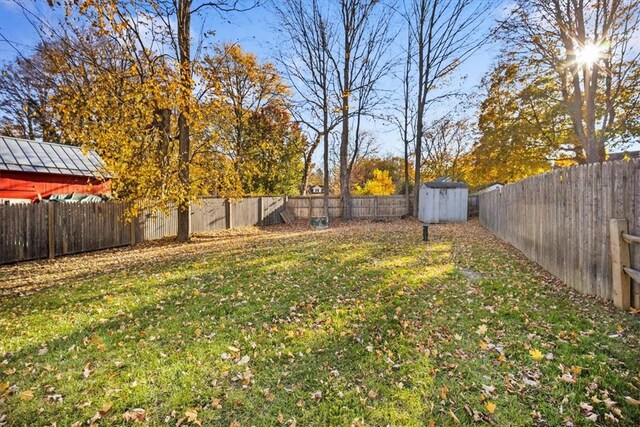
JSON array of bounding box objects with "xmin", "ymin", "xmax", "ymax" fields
[{"xmin": 422, "ymin": 224, "xmax": 429, "ymax": 242}]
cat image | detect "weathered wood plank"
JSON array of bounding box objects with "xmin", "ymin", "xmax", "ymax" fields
[
  {"xmin": 479, "ymin": 161, "xmax": 638, "ymax": 307},
  {"xmin": 610, "ymin": 219, "xmax": 631, "ymax": 310}
]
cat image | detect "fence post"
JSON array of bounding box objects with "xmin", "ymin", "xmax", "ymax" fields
[
  {"xmin": 225, "ymin": 199, "xmax": 232, "ymax": 229},
  {"xmin": 130, "ymin": 216, "xmax": 137, "ymax": 246},
  {"xmin": 374, "ymin": 196, "xmax": 379, "ymax": 220},
  {"xmin": 48, "ymin": 203, "xmax": 55, "ymax": 259},
  {"xmin": 610, "ymin": 219, "xmax": 631, "ymax": 310},
  {"xmin": 258, "ymin": 197, "xmax": 264, "ymax": 226}
]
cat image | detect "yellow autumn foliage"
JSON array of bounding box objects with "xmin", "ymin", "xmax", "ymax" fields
[{"xmin": 353, "ymin": 169, "xmax": 395, "ymax": 196}]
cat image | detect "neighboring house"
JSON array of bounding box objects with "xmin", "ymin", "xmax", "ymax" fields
[
  {"xmin": 607, "ymin": 150, "xmax": 640, "ymax": 161},
  {"xmin": 0, "ymin": 136, "xmax": 110, "ymax": 203},
  {"xmin": 310, "ymin": 184, "xmax": 323, "ymax": 195},
  {"xmin": 475, "ymin": 182, "xmax": 504, "ymax": 195}
]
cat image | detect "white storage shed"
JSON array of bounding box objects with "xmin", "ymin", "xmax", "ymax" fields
[{"xmin": 418, "ymin": 181, "xmax": 468, "ymax": 223}]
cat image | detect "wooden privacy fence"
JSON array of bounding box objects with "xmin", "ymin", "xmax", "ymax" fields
[
  {"xmin": 286, "ymin": 195, "xmax": 409, "ymax": 219},
  {"xmin": 0, "ymin": 196, "xmax": 287, "ymax": 265},
  {"xmin": 479, "ymin": 160, "xmax": 640, "ymax": 308},
  {"xmin": 0, "ymin": 202, "xmax": 132, "ymax": 265}
]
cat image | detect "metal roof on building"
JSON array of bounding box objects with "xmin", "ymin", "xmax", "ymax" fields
[
  {"xmin": 421, "ymin": 181, "xmax": 467, "ymax": 189},
  {"xmin": 0, "ymin": 136, "xmax": 107, "ymax": 178}
]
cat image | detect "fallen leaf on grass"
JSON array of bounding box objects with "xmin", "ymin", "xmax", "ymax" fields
[
  {"xmin": 580, "ymin": 402, "xmax": 593, "ymax": 412},
  {"xmin": 604, "ymin": 412, "xmax": 619, "ymax": 423},
  {"xmin": 486, "ymin": 401, "xmax": 496, "ymax": 414},
  {"xmin": 100, "ymin": 401, "xmax": 113, "ymax": 414},
  {"xmin": 83, "ymin": 363, "xmax": 94, "ymax": 379},
  {"xmin": 44, "ymin": 394, "xmax": 63, "ymax": 403},
  {"xmin": 476, "ymin": 324, "xmax": 488, "ymax": 335},
  {"xmin": 237, "ymin": 355, "xmax": 250, "ymax": 365},
  {"xmin": 123, "ymin": 408, "xmax": 146, "ymax": 423},
  {"xmin": 439, "ymin": 385, "xmax": 448, "ymax": 400},
  {"xmin": 624, "ymin": 396, "xmax": 640, "ymax": 405},
  {"xmin": 529, "ymin": 349, "xmax": 544, "ymax": 361},
  {"xmin": 585, "ymin": 413, "xmax": 598, "ymax": 422},
  {"xmin": 177, "ymin": 408, "xmax": 200, "ymax": 426},
  {"xmin": 19, "ymin": 390, "xmax": 34, "ymax": 401},
  {"xmin": 558, "ymin": 373, "xmax": 576, "ymax": 383},
  {"xmin": 481, "ymin": 384, "xmax": 495, "ymax": 398}
]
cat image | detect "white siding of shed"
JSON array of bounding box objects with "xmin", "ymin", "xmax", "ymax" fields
[{"xmin": 418, "ymin": 186, "xmax": 468, "ymax": 223}]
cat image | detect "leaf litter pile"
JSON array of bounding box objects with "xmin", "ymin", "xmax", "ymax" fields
[{"xmin": 0, "ymin": 219, "xmax": 639, "ymax": 426}]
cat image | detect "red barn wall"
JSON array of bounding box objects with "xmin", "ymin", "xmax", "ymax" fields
[{"xmin": 0, "ymin": 171, "xmax": 111, "ymax": 202}]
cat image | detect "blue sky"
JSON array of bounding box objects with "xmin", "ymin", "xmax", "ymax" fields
[{"xmin": 0, "ymin": 0, "xmax": 502, "ymax": 160}]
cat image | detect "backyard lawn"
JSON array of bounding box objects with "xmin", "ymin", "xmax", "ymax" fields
[{"xmin": 0, "ymin": 219, "xmax": 639, "ymax": 426}]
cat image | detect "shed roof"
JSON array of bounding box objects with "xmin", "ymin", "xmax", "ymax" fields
[
  {"xmin": 421, "ymin": 181, "xmax": 467, "ymax": 189},
  {"xmin": 0, "ymin": 136, "xmax": 107, "ymax": 178}
]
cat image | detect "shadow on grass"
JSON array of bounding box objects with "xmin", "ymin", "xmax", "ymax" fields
[
  {"xmin": 1, "ymin": 228, "xmax": 453, "ymax": 425},
  {"xmin": 3, "ymin": 221, "xmax": 640, "ymax": 426}
]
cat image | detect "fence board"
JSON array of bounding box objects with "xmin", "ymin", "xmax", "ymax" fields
[
  {"xmin": 191, "ymin": 198, "xmax": 226, "ymax": 233},
  {"xmin": 263, "ymin": 196, "xmax": 286, "ymax": 225},
  {"xmin": 233, "ymin": 198, "xmax": 260, "ymax": 227},
  {"xmin": 0, "ymin": 204, "xmax": 49, "ymax": 263},
  {"xmin": 139, "ymin": 206, "xmax": 177, "ymax": 241},
  {"xmin": 480, "ymin": 160, "xmax": 640, "ymax": 306}
]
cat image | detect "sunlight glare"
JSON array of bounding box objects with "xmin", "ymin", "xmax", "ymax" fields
[{"xmin": 575, "ymin": 42, "xmax": 603, "ymax": 67}]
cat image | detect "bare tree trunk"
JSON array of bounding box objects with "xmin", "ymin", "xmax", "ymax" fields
[
  {"xmin": 407, "ymin": 0, "xmax": 493, "ymax": 212},
  {"xmin": 414, "ymin": 8, "xmax": 426, "ymax": 218},
  {"xmin": 340, "ymin": 21, "xmax": 352, "ymax": 221},
  {"xmin": 176, "ymin": 0, "xmax": 191, "ymax": 242},
  {"xmin": 300, "ymin": 134, "xmax": 322, "ymax": 195},
  {"xmin": 534, "ymin": 0, "xmax": 630, "ymax": 163},
  {"xmin": 414, "ymin": 112, "xmax": 423, "ymax": 216},
  {"xmin": 323, "ymin": 115, "xmax": 330, "ymax": 219},
  {"xmin": 403, "ymin": 68, "xmax": 411, "ymax": 215},
  {"xmin": 404, "ymin": 139, "xmax": 410, "ymax": 215}
]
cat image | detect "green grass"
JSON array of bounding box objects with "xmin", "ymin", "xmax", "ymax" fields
[{"xmin": 1, "ymin": 220, "xmax": 639, "ymax": 426}]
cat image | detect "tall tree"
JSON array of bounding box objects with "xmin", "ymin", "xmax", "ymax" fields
[
  {"xmin": 388, "ymin": 28, "xmax": 416, "ymax": 214},
  {"xmin": 0, "ymin": 50, "xmax": 58, "ymax": 141},
  {"xmin": 60, "ymin": 0, "xmax": 259, "ymax": 241},
  {"xmin": 421, "ymin": 115, "xmax": 471, "ymax": 181},
  {"xmin": 405, "ymin": 0, "xmax": 495, "ymax": 214},
  {"xmin": 275, "ymin": 0, "xmax": 339, "ymax": 217},
  {"xmin": 353, "ymin": 169, "xmax": 396, "ymax": 195},
  {"xmin": 468, "ymin": 60, "xmax": 579, "ymax": 186},
  {"xmin": 350, "ymin": 155, "xmax": 408, "ymax": 193},
  {"xmin": 505, "ymin": 0, "xmax": 640, "ymax": 163},
  {"xmin": 330, "ymin": 0, "xmax": 394, "ymax": 220},
  {"xmin": 201, "ymin": 44, "xmax": 304, "ymax": 195}
]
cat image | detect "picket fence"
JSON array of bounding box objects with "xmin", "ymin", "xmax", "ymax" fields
[{"xmin": 479, "ymin": 160, "xmax": 640, "ymax": 308}]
